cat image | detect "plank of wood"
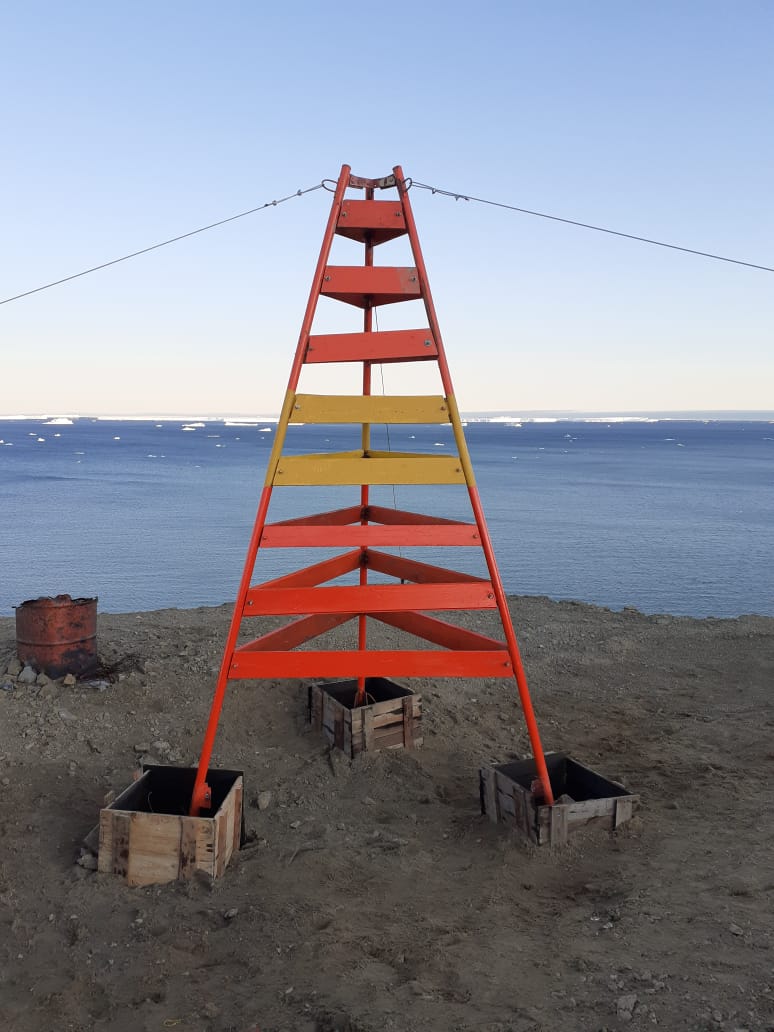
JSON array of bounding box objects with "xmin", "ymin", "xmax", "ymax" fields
[
  {"xmin": 310, "ymin": 685, "xmax": 323, "ymax": 730},
  {"xmin": 334, "ymin": 709, "xmax": 345, "ymax": 751},
  {"xmin": 565, "ymin": 798, "xmax": 616, "ymax": 822},
  {"xmin": 363, "ymin": 708, "xmax": 375, "ymax": 752},
  {"xmin": 614, "ymin": 796, "xmax": 634, "ymax": 828},
  {"xmin": 110, "ymin": 812, "xmax": 132, "ymax": 878},
  {"xmin": 481, "ymin": 768, "xmax": 499, "ymax": 823},
  {"xmin": 402, "ymin": 697, "xmax": 415, "ymax": 748},
  {"xmin": 178, "ymin": 818, "xmax": 199, "ymax": 880},
  {"xmin": 550, "ymin": 805, "xmax": 569, "ymax": 847},
  {"xmin": 349, "ymin": 694, "xmax": 419, "ymax": 727},
  {"xmin": 354, "ymin": 725, "xmax": 410, "ymax": 753},
  {"xmin": 125, "ymin": 813, "xmax": 182, "ymax": 887},
  {"xmin": 290, "ymin": 394, "xmax": 450, "ymax": 425},
  {"xmin": 350, "ymin": 701, "xmax": 420, "ymax": 732},
  {"xmin": 230, "ymin": 779, "xmax": 243, "ymax": 855},
  {"xmin": 274, "ymin": 453, "xmax": 465, "ymax": 486},
  {"xmin": 215, "ymin": 807, "xmax": 229, "ymax": 878}
]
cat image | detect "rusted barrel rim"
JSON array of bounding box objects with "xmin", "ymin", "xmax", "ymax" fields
[{"xmin": 15, "ymin": 594, "xmax": 98, "ymax": 610}]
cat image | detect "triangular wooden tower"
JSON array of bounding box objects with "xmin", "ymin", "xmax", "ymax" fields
[{"xmin": 190, "ymin": 165, "xmax": 553, "ymax": 814}]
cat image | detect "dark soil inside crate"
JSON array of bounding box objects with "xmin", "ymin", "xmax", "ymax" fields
[
  {"xmin": 109, "ymin": 765, "xmax": 241, "ymax": 816},
  {"xmin": 495, "ymin": 753, "xmax": 631, "ymax": 802},
  {"xmin": 314, "ymin": 676, "xmax": 415, "ymax": 711}
]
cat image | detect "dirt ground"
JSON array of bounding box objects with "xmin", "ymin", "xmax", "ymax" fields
[{"xmin": 1, "ymin": 597, "xmax": 773, "ymax": 1032}]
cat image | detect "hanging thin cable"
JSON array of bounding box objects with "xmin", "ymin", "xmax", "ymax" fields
[
  {"xmin": 0, "ymin": 182, "xmax": 326, "ymax": 306},
  {"xmin": 412, "ymin": 181, "xmax": 774, "ymax": 274}
]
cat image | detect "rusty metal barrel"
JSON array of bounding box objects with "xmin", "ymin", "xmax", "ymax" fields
[{"xmin": 15, "ymin": 594, "xmax": 98, "ymax": 678}]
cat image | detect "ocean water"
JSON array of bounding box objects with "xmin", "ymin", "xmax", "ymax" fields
[{"xmin": 1, "ymin": 416, "xmax": 772, "ymax": 618}]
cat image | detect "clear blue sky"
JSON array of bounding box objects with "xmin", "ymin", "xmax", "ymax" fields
[{"xmin": 2, "ymin": 2, "xmax": 772, "ymax": 415}]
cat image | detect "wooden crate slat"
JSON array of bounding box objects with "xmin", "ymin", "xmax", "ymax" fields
[
  {"xmin": 350, "ymin": 696, "xmax": 421, "ymax": 730},
  {"xmin": 178, "ymin": 818, "xmax": 200, "ymax": 880}
]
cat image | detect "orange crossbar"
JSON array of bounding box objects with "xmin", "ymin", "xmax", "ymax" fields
[
  {"xmin": 250, "ymin": 549, "xmax": 361, "ymax": 591},
  {"xmin": 244, "ymin": 582, "xmax": 497, "ymax": 615},
  {"xmin": 367, "ymin": 505, "xmax": 473, "ymax": 527},
  {"xmin": 366, "ymin": 549, "xmax": 488, "ymax": 585},
  {"xmin": 260, "ymin": 524, "xmax": 480, "ymax": 547},
  {"xmin": 235, "ymin": 613, "xmax": 356, "ymax": 652},
  {"xmin": 267, "ymin": 505, "xmax": 362, "ymax": 527},
  {"xmin": 372, "ymin": 611, "xmax": 506, "ymax": 651},
  {"xmin": 229, "ymin": 649, "xmax": 512, "ymax": 679}
]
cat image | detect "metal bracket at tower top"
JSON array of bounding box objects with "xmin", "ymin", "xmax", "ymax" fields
[{"xmin": 348, "ymin": 174, "xmax": 397, "ymax": 190}]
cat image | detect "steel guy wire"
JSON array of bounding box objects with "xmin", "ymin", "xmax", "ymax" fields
[
  {"xmin": 0, "ymin": 182, "xmax": 326, "ymax": 306},
  {"xmin": 412, "ymin": 181, "xmax": 774, "ymax": 274}
]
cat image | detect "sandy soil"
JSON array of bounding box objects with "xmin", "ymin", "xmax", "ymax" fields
[{"xmin": 1, "ymin": 597, "xmax": 773, "ymax": 1032}]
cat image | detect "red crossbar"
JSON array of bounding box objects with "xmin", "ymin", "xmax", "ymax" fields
[
  {"xmin": 260, "ymin": 524, "xmax": 480, "ymax": 547},
  {"xmin": 235, "ymin": 613, "xmax": 356, "ymax": 652},
  {"xmin": 372, "ymin": 611, "xmax": 506, "ymax": 651},
  {"xmin": 243, "ymin": 582, "xmax": 497, "ymax": 615},
  {"xmin": 365, "ymin": 549, "xmax": 488, "ymax": 585},
  {"xmin": 229, "ymin": 649, "xmax": 512, "ymax": 678}
]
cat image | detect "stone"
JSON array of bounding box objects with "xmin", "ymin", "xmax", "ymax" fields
[
  {"xmin": 76, "ymin": 849, "xmax": 98, "ymax": 871},
  {"xmin": 6, "ymin": 658, "xmax": 22, "ymax": 677},
  {"xmin": 223, "ymin": 907, "xmax": 239, "ymax": 920},
  {"xmin": 18, "ymin": 665, "xmax": 37, "ymax": 685},
  {"xmin": 62, "ymin": 673, "xmax": 77, "ymax": 687},
  {"xmin": 729, "ymin": 923, "xmax": 744, "ymax": 937},
  {"xmin": 617, "ymin": 994, "xmax": 638, "ymax": 1020},
  {"xmin": 1, "ymin": 682, "xmax": 14, "ymax": 692},
  {"xmin": 257, "ymin": 790, "xmax": 273, "ymax": 811},
  {"xmin": 36, "ymin": 672, "xmax": 51, "ymax": 686}
]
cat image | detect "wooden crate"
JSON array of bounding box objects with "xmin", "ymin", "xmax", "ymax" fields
[
  {"xmin": 98, "ymin": 765, "xmax": 243, "ymax": 886},
  {"xmin": 309, "ymin": 678, "xmax": 422, "ymax": 757},
  {"xmin": 480, "ymin": 753, "xmax": 638, "ymax": 847}
]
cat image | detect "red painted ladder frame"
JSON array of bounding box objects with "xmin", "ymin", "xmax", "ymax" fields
[{"xmin": 189, "ymin": 165, "xmax": 554, "ymax": 814}]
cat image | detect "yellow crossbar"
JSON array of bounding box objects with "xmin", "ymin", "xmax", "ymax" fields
[
  {"xmin": 274, "ymin": 452, "xmax": 465, "ymax": 486},
  {"xmin": 290, "ymin": 394, "xmax": 450, "ymax": 424}
]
